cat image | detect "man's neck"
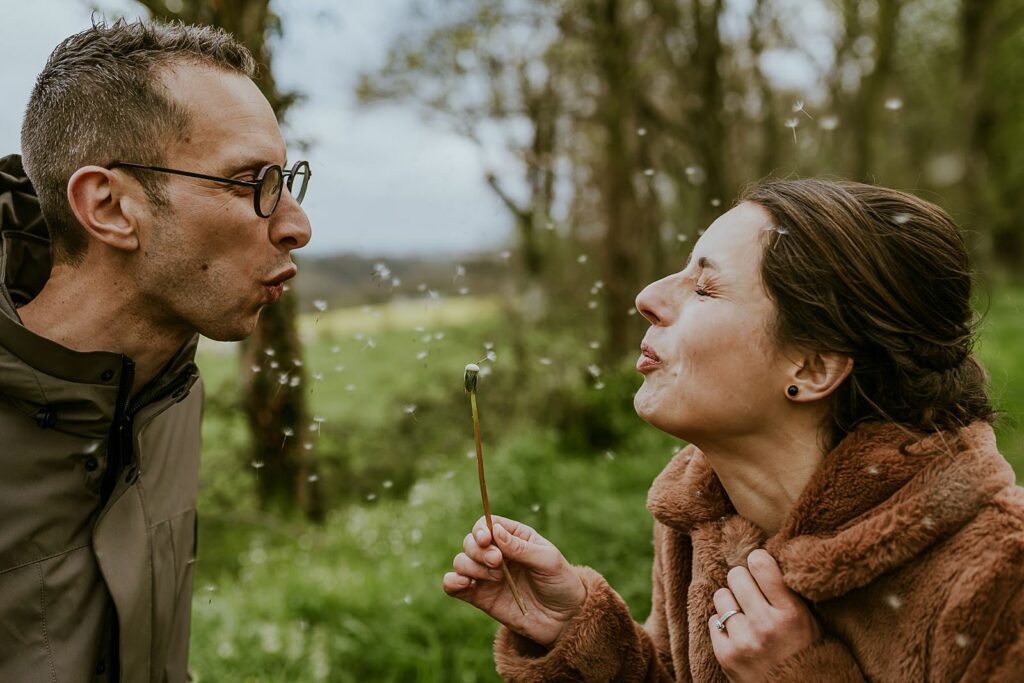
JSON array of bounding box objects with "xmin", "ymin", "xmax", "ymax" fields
[
  {"xmin": 17, "ymin": 263, "xmax": 192, "ymax": 396},
  {"xmin": 693, "ymin": 418, "xmax": 829, "ymax": 537}
]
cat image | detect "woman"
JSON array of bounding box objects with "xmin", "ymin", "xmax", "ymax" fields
[{"xmin": 441, "ymin": 179, "xmax": 1024, "ymax": 682}]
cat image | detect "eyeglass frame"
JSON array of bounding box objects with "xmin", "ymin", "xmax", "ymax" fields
[{"xmin": 107, "ymin": 159, "xmax": 311, "ymax": 218}]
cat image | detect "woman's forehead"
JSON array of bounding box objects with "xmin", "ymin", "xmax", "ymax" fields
[{"xmin": 692, "ymin": 203, "xmax": 771, "ymax": 276}]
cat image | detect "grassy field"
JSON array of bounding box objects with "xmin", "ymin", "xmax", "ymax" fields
[{"xmin": 187, "ymin": 287, "xmax": 1023, "ymax": 682}]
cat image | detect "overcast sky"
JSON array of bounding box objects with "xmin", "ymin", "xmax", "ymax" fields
[{"xmin": 0, "ymin": 0, "xmax": 519, "ymax": 257}]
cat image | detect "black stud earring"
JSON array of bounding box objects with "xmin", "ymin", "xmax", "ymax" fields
[{"xmin": 787, "ymin": 385, "xmax": 799, "ymax": 397}]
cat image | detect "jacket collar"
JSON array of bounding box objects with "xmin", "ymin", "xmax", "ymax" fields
[
  {"xmin": 647, "ymin": 421, "xmax": 1014, "ymax": 600},
  {"xmin": 0, "ymin": 154, "xmax": 199, "ymax": 439}
]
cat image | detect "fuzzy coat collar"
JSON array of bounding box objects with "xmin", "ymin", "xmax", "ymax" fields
[{"xmin": 647, "ymin": 421, "xmax": 1014, "ymax": 601}]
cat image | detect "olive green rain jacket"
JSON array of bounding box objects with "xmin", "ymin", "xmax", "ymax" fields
[{"xmin": 0, "ymin": 154, "xmax": 203, "ymax": 682}]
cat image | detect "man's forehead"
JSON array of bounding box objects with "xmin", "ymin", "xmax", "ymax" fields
[{"xmin": 159, "ymin": 62, "xmax": 285, "ymax": 167}]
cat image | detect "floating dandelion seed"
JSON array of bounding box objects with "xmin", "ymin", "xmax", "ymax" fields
[
  {"xmin": 954, "ymin": 633, "xmax": 971, "ymax": 648},
  {"xmin": 545, "ymin": 221, "xmax": 556, "ymax": 231},
  {"xmin": 677, "ymin": 234, "xmax": 688, "ymax": 242},
  {"xmin": 685, "ymin": 165, "xmax": 707, "ymax": 185},
  {"xmin": 372, "ymin": 262, "xmax": 392, "ymax": 282},
  {"xmin": 428, "ymin": 290, "xmax": 440, "ymax": 301},
  {"xmin": 454, "ymin": 264, "xmax": 466, "ymax": 279},
  {"xmin": 893, "ymin": 213, "xmax": 911, "ymax": 225},
  {"xmin": 410, "ymin": 529, "xmax": 423, "ymax": 543},
  {"xmin": 483, "ymin": 341, "xmax": 495, "ymax": 350},
  {"xmin": 277, "ymin": 374, "xmax": 288, "ymax": 385},
  {"xmin": 587, "ymin": 365, "xmax": 602, "ymax": 378},
  {"xmin": 577, "ymin": 254, "xmax": 588, "ymax": 264},
  {"xmin": 711, "ymin": 198, "xmax": 721, "ymax": 207},
  {"xmin": 628, "ymin": 308, "xmax": 638, "ymax": 316},
  {"xmin": 605, "ymin": 451, "xmax": 616, "ymax": 461},
  {"xmin": 434, "ymin": 332, "xmax": 445, "ymax": 340},
  {"xmin": 251, "ymin": 365, "xmax": 262, "ymax": 373},
  {"xmin": 330, "ymin": 346, "xmax": 340, "ymax": 354},
  {"xmin": 500, "ymin": 250, "xmax": 512, "ymax": 260},
  {"xmin": 403, "ymin": 404, "xmax": 417, "ymax": 415},
  {"xmin": 334, "ymin": 364, "xmax": 345, "ymax": 372},
  {"xmin": 265, "ymin": 348, "xmax": 276, "ymax": 357},
  {"xmin": 313, "ymin": 300, "xmax": 328, "ymax": 312},
  {"xmin": 417, "ymin": 283, "xmax": 427, "ymax": 292},
  {"xmin": 289, "ymin": 376, "xmax": 301, "ymax": 387},
  {"xmin": 644, "ymin": 168, "xmax": 655, "ymax": 177},
  {"xmin": 302, "ymin": 442, "xmax": 313, "ymax": 451},
  {"xmin": 403, "ymin": 594, "xmax": 413, "ymax": 605},
  {"xmin": 884, "ymin": 97, "xmax": 903, "ymax": 111},
  {"xmin": 383, "ymin": 480, "xmax": 393, "ymax": 489},
  {"xmin": 820, "ymin": 115, "xmax": 839, "ymax": 131},
  {"xmin": 282, "ymin": 284, "xmax": 290, "ymax": 293},
  {"xmin": 590, "ymin": 341, "xmax": 601, "ymax": 349},
  {"xmin": 365, "ymin": 338, "xmax": 376, "ymax": 349},
  {"xmin": 784, "ymin": 118, "xmax": 800, "ymax": 143},
  {"xmin": 593, "ymin": 280, "xmax": 604, "ymax": 289},
  {"xmin": 345, "ymin": 384, "xmax": 356, "ymax": 392},
  {"xmin": 588, "ymin": 300, "xmax": 598, "ymax": 310},
  {"xmin": 458, "ymin": 287, "xmax": 469, "ymax": 295},
  {"xmin": 637, "ymin": 127, "xmax": 647, "ymax": 136},
  {"xmin": 885, "ymin": 594, "xmax": 903, "ymax": 610},
  {"xmin": 366, "ymin": 493, "xmax": 377, "ymax": 501},
  {"xmin": 539, "ymin": 357, "xmax": 553, "ymax": 366},
  {"xmin": 421, "ymin": 334, "xmax": 432, "ymax": 343},
  {"xmin": 792, "ymin": 100, "xmax": 813, "ymax": 119},
  {"xmin": 313, "ymin": 372, "xmax": 324, "ymax": 381},
  {"xmin": 270, "ymin": 361, "xmax": 280, "ymax": 369},
  {"xmin": 308, "ymin": 473, "xmax": 319, "ymax": 482},
  {"xmin": 443, "ymin": 470, "xmax": 455, "ymax": 480},
  {"xmin": 251, "ymin": 460, "xmax": 265, "ymax": 470},
  {"xmin": 531, "ymin": 503, "xmax": 541, "ymax": 512},
  {"xmin": 416, "ymin": 351, "xmax": 428, "ymax": 361},
  {"xmin": 354, "ymin": 333, "xmax": 365, "ymax": 341},
  {"xmin": 594, "ymin": 381, "xmax": 605, "ymax": 389},
  {"xmin": 485, "ymin": 350, "xmax": 497, "ymax": 362},
  {"xmin": 866, "ymin": 465, "xmax": 880, "ymax": 475}
]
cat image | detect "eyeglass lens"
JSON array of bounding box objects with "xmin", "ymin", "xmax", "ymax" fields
[{"xmin": 259, "ymin": 166, "xmax": 284, "ymax": 217}]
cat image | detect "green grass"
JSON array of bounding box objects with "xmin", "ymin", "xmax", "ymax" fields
[{"xmin": 187, "ymin": 287, "xmax": 1024, "ymax": 681}]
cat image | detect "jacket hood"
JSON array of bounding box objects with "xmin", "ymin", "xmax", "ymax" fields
[
  {"xmin": 647, "ymin": 421, "xmax": 1015, "ymax": 601},
  {"xmin": 0, "ymin": 154, "xmax": 50, "ymax": 310}
]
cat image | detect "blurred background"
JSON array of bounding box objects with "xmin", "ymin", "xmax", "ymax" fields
[{"xmin": 2, "ymin": 0, "xmax": 1022, "ymax": 680}]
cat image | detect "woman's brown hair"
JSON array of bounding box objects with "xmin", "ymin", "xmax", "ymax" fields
[{"xmin": 741, "ymin": 179, "xmax": 994, "ymax": 448}]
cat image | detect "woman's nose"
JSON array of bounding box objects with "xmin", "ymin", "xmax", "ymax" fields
[{"xmin": 635, "ymin": 278, "xmax": 668, "ymax": 325}]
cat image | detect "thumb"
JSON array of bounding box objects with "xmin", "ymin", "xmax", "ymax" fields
[{"xmin": 493, "ymin": 523, "xmax": 544, "ymax": 568}]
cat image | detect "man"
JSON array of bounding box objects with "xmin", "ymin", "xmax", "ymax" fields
[{"xmin": 0, "ymin": 19, "xmax": 312, "ymax": 681}]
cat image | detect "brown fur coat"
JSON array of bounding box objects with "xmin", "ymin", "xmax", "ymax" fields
[{"xmin": 493, "ymin": 421, "xmax": 1024, "ymax": 681}]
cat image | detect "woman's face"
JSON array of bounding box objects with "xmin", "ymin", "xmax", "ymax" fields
[{"xmin": 634, "ymin": 202, "xmax": 793, "ymax": 442}]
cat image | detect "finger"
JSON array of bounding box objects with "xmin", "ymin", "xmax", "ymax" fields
[
  {"xmin": 442, "ymin": 571, "xmax": 474, "ymax": 597},
  {"xmin": 491, "ymin": 523, "xmax": 557, "ymax": 572},
  {"xmin": 477, "ymin": 515, "xmax": 552, "ymax": 547},
  {"xmin": 746, "ymin": 549, "xmax": 792, "ymax": 608},
  {"xmin": 712, "ymin": 586, "xmax": 740, "ymax": 616},
  {"xmin": 463, "ymin": 532, "xmax": 502, "ymax": 568},
  {"xmin": 453, "ymin": 552, "xmax": 504, "ymax": 582},
  {"xmin": 726, "ymin": 564, "xmax": 771, "ymax": 619},
  {"xmin": 710, "ymin": 587, "xmax": 748, "ymax": 641}
]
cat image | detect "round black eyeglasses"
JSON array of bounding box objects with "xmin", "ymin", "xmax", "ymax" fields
[{"xmin": 108, "ymin": 160, "xmax": 311, "ymax": 218}]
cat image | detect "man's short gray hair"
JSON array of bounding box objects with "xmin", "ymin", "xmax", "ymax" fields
[{"xmin": 20, "ymin": 18, "xmax": 256, "ymax": 265}]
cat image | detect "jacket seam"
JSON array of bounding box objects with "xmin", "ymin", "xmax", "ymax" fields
[
  {"xmin": 1, "ymin": 542, "xmax": 92, "ymax": 576},
  {"xmin": 36, "ymin": 563, "xmax": 58, "ymax": 683}
]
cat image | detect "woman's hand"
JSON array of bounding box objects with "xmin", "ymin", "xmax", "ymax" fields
[
  {"xmin": 442, "ymin": 514, "xmax": 587, "ymax": 647},
  {"xmin": 709, "ymin": 549, "xmax": 822, "ymax": 682}
]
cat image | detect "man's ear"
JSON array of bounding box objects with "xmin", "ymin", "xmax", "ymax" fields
[
  {"xmin": 788, "ymin": 350, "xmax": 854, "ymax": 402},
  {"xmin": 66, "ymin": 166, "xmax": 143, "ymax": 253}
]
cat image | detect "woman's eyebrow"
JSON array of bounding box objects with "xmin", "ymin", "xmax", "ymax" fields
[{"xmin": 683, "ymin": 255, "xmax": 720, "ymax": 272}]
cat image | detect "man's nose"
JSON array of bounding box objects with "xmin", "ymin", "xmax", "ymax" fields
[{"xmin": 269, "ymin": 190, "xmax": 312, "ymax": 251}]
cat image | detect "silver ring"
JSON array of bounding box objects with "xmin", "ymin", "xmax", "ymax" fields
[{"xmin": 714, "ymin": 609, "xmax": 741, "ymax": 632}]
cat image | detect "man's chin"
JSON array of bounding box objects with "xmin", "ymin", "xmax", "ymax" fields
[{"xmin": 198, "ymin": 313, "xmax": 260, "ymax": 342}]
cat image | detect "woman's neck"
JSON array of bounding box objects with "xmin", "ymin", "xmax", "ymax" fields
[{"xmin": 694, "ymin": 421, "xmax": 829, "ymax": 537}]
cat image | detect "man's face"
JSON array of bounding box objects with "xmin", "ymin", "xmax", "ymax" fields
[{"xmin": 134, "ymin": 63, "xmax": 312, "ymax": 341}]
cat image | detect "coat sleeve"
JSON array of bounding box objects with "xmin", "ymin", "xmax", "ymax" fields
[
  {"xmin": 945, "ymin": 579, "xmax": 1024, "ymax": 682},
  {"xmin": 493, "ymin": 565, "xmax": 676, "ymax": 682}
]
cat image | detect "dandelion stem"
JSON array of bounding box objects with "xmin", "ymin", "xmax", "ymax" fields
[{"xmin": 467, "ymin": 368, "xmax": 528, "ymax": 616}]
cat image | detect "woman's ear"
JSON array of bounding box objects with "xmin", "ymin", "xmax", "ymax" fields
[
  {"xmin": 788, "ymin": 351, "xmax": 853, "ymax": 402},
  {"xmin": 66, "ymin": 166, "xmax": 143, "ymax": 253}
]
